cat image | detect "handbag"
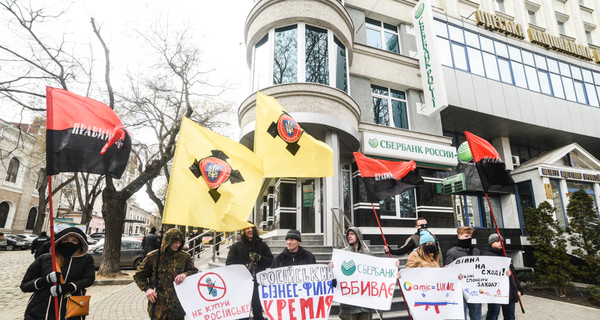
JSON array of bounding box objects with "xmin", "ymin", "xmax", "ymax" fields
[{"xmin": 65, "ymin": 294, "xmax": 91, "ymax": 318}]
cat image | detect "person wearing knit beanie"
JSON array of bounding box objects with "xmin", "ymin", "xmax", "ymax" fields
[
  {"xmin": 488, "ymin": 233, "xmax": 503, "ymax": 245},
  {"xmin": 271, "ymin": 229, "xmax": 315, "ymax": 268}
]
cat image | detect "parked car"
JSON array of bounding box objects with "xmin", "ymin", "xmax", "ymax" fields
[
  {"xmin": 14, "ymin": 234, "xmax": 37, "ymax": 244},
  {"xmin": 88, "ymin": 239, "xmax": 145, "ymax": 269},
  {"xmin": 6, "ymin": 235, "xmax": 30, "ymax": 251},
  {"xmin": 86, "ymin": 235, "xmax": 98, "ymax": 245},
  {"xmin": 89, "ymin": 233, "xmax": 105, "ymax": 240},
  {"xmin": 0, "ymin": 237, "xmax": 7, "ymax": 250}
]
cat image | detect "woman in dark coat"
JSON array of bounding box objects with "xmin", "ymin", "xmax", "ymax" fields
[{"xmin": 21, "ymin": 227, "xmax": 95, "ymax": 320}]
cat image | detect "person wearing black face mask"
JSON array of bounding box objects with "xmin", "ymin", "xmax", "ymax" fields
[
  {"xmin": 405, "ymin": 230, "xmax": 440, "ymax": 268},
  {"xmin": 21, "ymin": 227, "xmax": 95, "ymax": 319},
  {"xmin": 445, "ymin": 227, "xmax": 482, "ymax": 320}
]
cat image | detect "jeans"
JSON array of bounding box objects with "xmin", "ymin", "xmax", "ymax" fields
[
  {"xmin": 486, "ymin": 302, "xmax": 515, "ymax": 320},
  {"xmin": 464, "ymin": 300, "xmax": 482, "ymax": 320}
]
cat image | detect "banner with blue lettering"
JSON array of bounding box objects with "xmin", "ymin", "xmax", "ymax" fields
[
  {"xmin": 256, "ymin": 264, "xmax": 335, "ymax": 320},
  {"xmin": 331, "ymin": 249, "xmax": 397, "ymax": 310},
  {"xmin": 175, "ymin": 265, "xmax": 254, "ymax": 320},
  {"xmin": 449, "ymin": 256, "xmax": 511, "ymax": 304},
  {"xmin": 399, "ymin": 268, "xmax": 464, "ymax": 320}
]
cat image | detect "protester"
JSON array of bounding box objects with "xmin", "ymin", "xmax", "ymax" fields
[
  {"xmin": 31, "ymin": 231, "xmax": 50, "ymax": 256},
  {"xmin": 405, "ymin": 230, "xmax": 440, "ymax": 268},
  {"xmin": 20, "ymin": 227, "xmax": 95, "ymax": 320},
  {"xmin": 482, "ymin": 233, "xmax": 524, "ymax": 320},
  {"xmin": 446, "ymin": 226, "xmax": 482, "ymax": 320},
  {"xmin": 141, "ymin": 227, "xmax": 161, "ymax": 256},
  {"xmin": 271, "ymin": 229, "xmax": 316, "ymax": 268},
  {"xmin": 226, "ymin": 224, "xmax": 273, "ymax": 320},
  {"xmin": 134, "ymin": 228, "xmax": 198, "ymax": 320},
  {"xmin": 335, "ymin": 227, "xmax": 374, "ymax": 320},
  {"xmin": 384, "ymin": 217, "xmax": 443, "ymax": 265}
]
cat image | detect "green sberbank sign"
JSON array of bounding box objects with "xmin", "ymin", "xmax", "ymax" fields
[
  {"xmin": 363, "ymin": 132, "xmax": 457, "ymax": 167},
  {"xmin": 414, "ymin": 0, "xmax": 448, "ymax": 116}
]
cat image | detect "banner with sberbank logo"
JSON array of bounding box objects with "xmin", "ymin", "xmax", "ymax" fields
[
  {"xmin": 331, "ymin": 249, "xmax": 397, "ymax": 310},
  {"xmin": 414, "ymin": 0, "xmax": 448, "ymax": 116}
]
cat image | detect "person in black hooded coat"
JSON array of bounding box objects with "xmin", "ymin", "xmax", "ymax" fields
[
  {"xmin": 21, "ymin": 227, "xmax": 95, "ymax": 320},
  {"xmin": 226, "ymin": 224, "xmax": 273, "ymax": 320}
]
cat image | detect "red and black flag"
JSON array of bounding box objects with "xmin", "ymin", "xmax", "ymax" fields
[
  {"xmin": 464, "ymin": 131, "xmax": 514, "ymax": 189},
  {"xmin": 46, "ymin": 87, "xmax": 131, "ymax": 178},
  {"xmin": 353, "ymin": 152, "xmax": 423, "ymax": 203}
]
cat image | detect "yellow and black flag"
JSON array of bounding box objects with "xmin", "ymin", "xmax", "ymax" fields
[
  {"xmin": 254, "ymin": 92, "xmax": 334, "ymax": 177},
  {"xmin": 162, "ymin": 117, "xmax": 263, "ymax": 231}
]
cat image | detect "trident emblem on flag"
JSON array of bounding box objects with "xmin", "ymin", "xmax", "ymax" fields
[
  {"xmin": 267, "ymin": 112, "xmax": 303, "ymax": 155},
  {"xmin": 189, "ymin": 150, "xmax": 244, "ymax": 202}
]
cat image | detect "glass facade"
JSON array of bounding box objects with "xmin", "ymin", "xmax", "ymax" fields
[
  {"xmin": 435, "ymin": 19, "xmax": 600, "ymax": 108},
  {"xmin": 274, "ymin": 25, "xmax": 298, "ymax": 85}
]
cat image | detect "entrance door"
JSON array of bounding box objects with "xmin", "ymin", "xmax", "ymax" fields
[{"xmin": 297, "ymin": 179, "xmax": 321, "ymax": 234}]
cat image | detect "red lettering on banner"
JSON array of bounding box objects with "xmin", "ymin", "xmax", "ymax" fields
[
  {"xmin": 277, "ymin": 299, "xmax": 287, "ymax": 320},
  {"xmin": 263, "ymin": 300, "xmax": 274, "ymax": 320},
  {"xmin": 315, "ymin": 296, "xmax": 326, "ymax": 318},
  {"xmin": 299, "ymin": 298, "xmax": 314, "ymax": 320},
  {"xmin": 288, "ymin": 299, "xmax": 297, "ymax": 320}
]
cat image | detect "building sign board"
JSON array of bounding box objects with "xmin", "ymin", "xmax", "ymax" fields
[
  {"xmin": 539, "ymin": 166, "xmax": 600, "ymax": 182},
  {"xmin": 475, "ymin": 10, "xmax": 525, "ymax": 39},
  {"xmin": 414, "ymin": 0, "xmax": 448, "ymax": 116},
  {"xmin": 442, "ymin": 173, "xmax": 466, "ymax": 194},
  {"xmin": 362, "ymin": 132, "xmax": 457, "ymax": 167},
  {"xmin": 473, "ymin": 9, "xmax": 600, "ymax": 64}
]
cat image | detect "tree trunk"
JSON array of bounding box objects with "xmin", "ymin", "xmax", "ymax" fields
[
  {"xmin": 80, "ymin": 205, "xmax": 93, "ymax": 230},
  {"xmin": 97, "ymin": 183, "xmax": 127, "ymax": 276}
]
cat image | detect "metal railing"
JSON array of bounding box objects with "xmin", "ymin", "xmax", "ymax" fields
[
  {"xmin": 186, "ymin": 230, "xmax": 235, "ymax": 264},
  {"xmin": 331, "ymin": 207, "xmax": 352, "ymax": 249}
]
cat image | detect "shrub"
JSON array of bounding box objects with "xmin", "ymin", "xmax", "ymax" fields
[{"xmin": 586, "ymin": 285, "xmax": 600, "ymax": 306}]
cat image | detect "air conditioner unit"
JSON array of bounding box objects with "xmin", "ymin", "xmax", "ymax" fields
[{"xmin": 511, "ymin": 155, "xmax": 521, "ymax": 167}]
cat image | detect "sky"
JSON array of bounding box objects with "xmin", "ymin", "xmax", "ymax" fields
[{"xmin": 0, "ymin": 0, "xmax": 256, "ymax": 211}]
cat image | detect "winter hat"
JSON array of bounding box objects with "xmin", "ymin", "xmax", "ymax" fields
[
  {"xmin": 286, "ymin": 229, "xmax": 302, "ymax": 242},
  {"xmin": 419, "ymin": 230, "xmax": 435, "ymax": 245},
  {"xmin": 488, "ymin": 233, "xmax": 504, "ymax": 245}
]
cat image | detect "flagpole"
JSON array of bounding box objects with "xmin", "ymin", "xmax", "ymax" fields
[
  {"xmin": 482, "ymin": 190, "xmax": 525, "ymax": 313},
  {"xmin": 47, "ymin": 176, "xmax": 60, "ymax": 320},
  {"xmin": 370, "ymin": 203, "xmax": 412, "ymax": 320}
]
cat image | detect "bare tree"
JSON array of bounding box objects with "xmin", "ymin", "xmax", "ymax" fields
[{"xmin": 92, "ymin": 23, "xmax": 232, "ymax": 276}]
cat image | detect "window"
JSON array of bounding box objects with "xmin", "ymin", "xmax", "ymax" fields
[
  {"xmin": 0, "ymin": 202, "xmax": 9, "ymax": 228},
  {"xmin": 371, "ymin": 85, "xmax": 409, "ymax": 129},
  {"xmin": 516, "ymin": 181, "xmax": 535, "ymax": 233},
  {"xmin": 254, "ymin": 24, "xmax": 348, "ymax": 92},
  {"xmin": 557, "ymin": 21, "xmax": 566, "ymax": 35},
  {"xmin": 273, "ymin": 25, "xmax": 298, "ymax": 84},
  {"xmin": 550, "ymin": 179, "xmax": 568, "ymax": 228},
  {"xmin": 252, "ymin": 35, "xmax": 270, "ymax": 92},
  {"xmin": 527, "ymin": 10, "xmax": 537, "ymax": 25},
  {"xmin": 305, "ymin": 25, "xmax": 329, "ymax": 85},
  {"xmin": 379, "ymin": 190, "xmax": 417, "ymax": 219},
  {"xmin": 6, "ymin": 157, "xmax": 19, "ymax": 183},
  {"xmin": 365, "ymin": 18, "xmax": 400, "ymax": 54},
  {"xmin": 26, "ymin": 207, "xmax": 37, "ymax": 230},
  {"xmin": 494, "ymin": 0, "xmax": 506, "ymax": 13},
  {"xmin": 566, "ymin": 181, "xmax": 598, "ymax": 214},
  {"xmin": 586, "ymin": 30, "xmax": 594, "ymax": 44}
]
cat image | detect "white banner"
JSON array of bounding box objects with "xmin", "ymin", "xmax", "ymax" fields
[
  {"xmin": 414, "ymin": 0, "xmax": 449, "ymax": 116},
  {"xmin": 449, "ymin": 256, "xmax": 511, "ymax": 304},
  {"xmin": 174, "ymin": 265, "xmax": 254, "ymax": 320},
  {"xmin": 400, "ymin": 268, "xmax": 464, "ymax": 320},
  {"xmin": 331, "ymin": 249, "xmax": 397, "ymax": 310},
  {"xmin": 256, "ymin": 264, "xmax": 335, "ymax": 320}
]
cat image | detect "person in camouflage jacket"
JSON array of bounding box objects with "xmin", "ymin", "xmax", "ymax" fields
[{"xmin": 134, "ymin": 228, "xmax": 198, "ymax": 320}]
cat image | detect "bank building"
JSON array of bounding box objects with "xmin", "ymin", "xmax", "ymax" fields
[{"xmin": 236, "ymin": 0, "xmax": 600, "ymax": 285}]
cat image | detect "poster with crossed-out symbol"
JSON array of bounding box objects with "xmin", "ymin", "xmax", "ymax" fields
[{"xmin": 198, "ymin": 272, "xmax": 226, "ymax": 301}]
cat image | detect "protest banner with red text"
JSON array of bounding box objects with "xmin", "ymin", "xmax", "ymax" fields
[
  {"xmin": 331, "ymin": 249, "xmax": 397, "ymax": 310},
  {"xmin": 449, "ymin": 255, "xmax": 511, "ymax": 304},
  {"xmin": 256, "ymin": 264, "xmax": 335, "ymax": 320},
  {"xmin": 175, "ymin": 265, "xmax": 254, "ymax": 320},
  {"xmin": 399, "ymin": 268, "xmax": 464, "ymax": 320}
]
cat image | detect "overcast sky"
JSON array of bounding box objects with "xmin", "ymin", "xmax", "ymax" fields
[{"xmin": 1, "ymin": 0, "xmax": 256, "ymax": 212}]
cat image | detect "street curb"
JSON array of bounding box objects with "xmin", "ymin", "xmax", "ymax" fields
[{"xmin": 94, "ymin": 279, "xmax": 133, "ymax": 286}]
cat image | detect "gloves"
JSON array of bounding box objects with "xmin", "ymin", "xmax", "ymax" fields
[
  {"xmin": 331, "ymin": 279, "xmax": 337, "ymax": 288},
  {"xmin": 50, "ymin": 283, "xmax": 75, "ymax": 297},
  {"xmin": 249, "ymin": 252, "xmax": 261, "ymax": 263},
  {"xmin": 39, "ymin": 271, "xmax": 61, "ymax": 287}
]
